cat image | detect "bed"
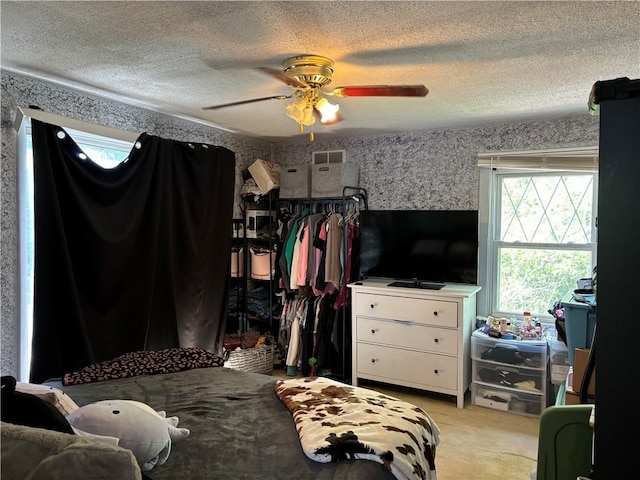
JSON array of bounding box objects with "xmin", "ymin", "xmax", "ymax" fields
[{"xmin": 26, "ymin": 350, "xmax": 439, "ymax": 480}]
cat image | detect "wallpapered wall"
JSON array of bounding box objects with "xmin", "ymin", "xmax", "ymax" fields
[
  {"xmin": 0, "ymin": 71, "xmax": 599, "ymax": 377},
  {"xmin": 271, "ymin": 119, "xmax": 599, "ymax": 210}
]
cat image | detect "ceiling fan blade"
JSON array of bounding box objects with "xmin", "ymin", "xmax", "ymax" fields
[
  {"xmin": 256, "ymin": 67, "xmax": 309, "ymax": 89},
  {"xmin": 203, "ymin": 95, "xmax": 290, "ymax": 110},
  {"xmin": 330, "ymin": 85, "xmax": 429, "ymax": 98}
]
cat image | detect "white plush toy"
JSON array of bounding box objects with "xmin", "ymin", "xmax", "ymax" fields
[{"xmin": 67, "ymin": 399, "xmax": 190, "ymax": 471}]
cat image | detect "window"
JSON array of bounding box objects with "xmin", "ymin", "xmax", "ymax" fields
[
  {"xmin": 18, "ymin": 120, "xmax": 133, "ymax": 380},
  {"xmin": 477, "ymin": 149, "xmax": 598, "ymax": 321}
]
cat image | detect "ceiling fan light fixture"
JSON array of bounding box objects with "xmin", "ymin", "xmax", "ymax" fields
[
  {"xmin": 301, "ymin": 106, "xmax": 315, "ymax": 126},
  {"xmin": 285, "ymin": 103, "xmax": 304, "ymax": 123},
  {"xmin": 316, "ymin": 97, "xmax": 340, "ymax": 123},
  {"xmin": 291, "ymin": 96, "xmax": 307, "ymax": 111},
  {"xmin": 285, "ymin": 96, "xmax": 307, "ymax": 122}
]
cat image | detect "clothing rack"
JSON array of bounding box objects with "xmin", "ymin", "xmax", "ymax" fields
[{"xmin": 278, "ymin": 186, "xmax": 368, "ymax": 382}]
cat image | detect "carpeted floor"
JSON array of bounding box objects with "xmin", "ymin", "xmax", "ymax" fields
[{"xmin": 273, "ymin": 370, "xmax": 539, "ymax": 480}]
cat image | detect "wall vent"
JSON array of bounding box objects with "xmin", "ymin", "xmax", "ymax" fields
[{"xmin": 312, "ymin": 149, "xmax": 346, "ymax": 164}]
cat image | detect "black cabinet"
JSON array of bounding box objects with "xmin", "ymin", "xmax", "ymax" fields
[{"xmin": 591, "ymin": 77, "xmax": 640, "ymax": 478}]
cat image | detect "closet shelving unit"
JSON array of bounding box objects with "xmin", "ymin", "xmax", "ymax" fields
[
  {"xmin": 278, "ymin": 186, "xmax": 368, "ymax": 383},
  {"xmin": 239, "ymin": 190, "xmax": 281, "ymax": 338},
  {"xmin": 228, "ymin": 218, "xmax": 246, "ymax": 334}
]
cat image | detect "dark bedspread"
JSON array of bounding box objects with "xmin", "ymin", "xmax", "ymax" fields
[{"xmin": 47, "ymin": 367, "xmax": 394, "ymax": 480}]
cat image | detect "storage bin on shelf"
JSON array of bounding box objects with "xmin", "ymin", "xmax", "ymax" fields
[
  {"xmin": 561, "ymin": 291, "xmax": 596, "ymax": 365},
  {"xmin": 280, "ymin": 165, "xmax": 310, "ymax": 199},
  {"xmin": 224, "ymin": 344, "xmax": 275, "ymax": 375},
  {"xmin": 249, "ymin": 247, "xmax": 277, "ymax": 280},
  {"xmin": 548, "ymin": 336, "xmax": 570, "ymax": 385},
  {"xmin": 471, "ymin": 329, "xmax": 548, "ymax": 416},
  {"xmin": 310, "ymin": 162, "xmax": 359, "ymax": 198},
  {"xmin": 230, "ymin": 247, "xmax": 244, "ymax": 278}
]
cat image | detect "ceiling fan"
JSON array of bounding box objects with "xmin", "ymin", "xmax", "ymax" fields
[{"xmin": 203, "ymin": 55, "xmax": 429, "ymax": 140}]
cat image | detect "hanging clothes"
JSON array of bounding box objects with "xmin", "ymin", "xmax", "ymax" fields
[
  {"xmin": 324, "ymin": 213, "xmax": 344, "ymax": 286},
  {"xmin": 275, "ymin": 195, "xmax": 365, "ymax": 380},
  {"xmin": 285, "ymin": 296, "xmax": 308, "ymax": 375},
  {"xmin": 296, "ymin": 221, "xmax": 311, "ymax": 288},
  {"xmin": 335, "ymin": 219, "xmax": 360, "ymax": 310},
  {"xmin": 290, "ymin": 216, "xmax": 309, "ymax": 290},
  {"xmin": 305, "ymin": 213, "xmax": 326, "ymax": 286}
]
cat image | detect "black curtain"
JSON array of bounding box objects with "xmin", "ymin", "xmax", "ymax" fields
[{"xmin": 30, "ymin": 120, "xmax": 235, "ymax": 383}]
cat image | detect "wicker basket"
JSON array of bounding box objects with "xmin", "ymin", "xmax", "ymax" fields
[{"xmin": 224, "ymin": 344, "xmax": 274, "ymax": 375}]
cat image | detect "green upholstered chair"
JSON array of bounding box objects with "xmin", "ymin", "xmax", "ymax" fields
[{"xmin": 534, "ymin": 404, "xmax": 594, "ymax": 480}]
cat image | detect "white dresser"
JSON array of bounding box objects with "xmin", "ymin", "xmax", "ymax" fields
[{"xmin": 349, "ymin": 279, "xmax": 481, "ymax": 408}]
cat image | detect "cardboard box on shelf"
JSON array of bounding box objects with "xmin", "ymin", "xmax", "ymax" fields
[
  {"xmin": 248, "ymin": 159, "xmax": 280, "ymax": 193},
  {"xmin": 572, "ymin": 348, "xmax": 595, "ymax": 397},
  {"xmin": 565, "ymin": 387, "xmax": 595, "ymax": 405}
]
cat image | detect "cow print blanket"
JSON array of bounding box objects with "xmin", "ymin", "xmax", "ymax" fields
[{"xmin": 275, "ymin": 377, "xmax": 440, "ymax": 480}]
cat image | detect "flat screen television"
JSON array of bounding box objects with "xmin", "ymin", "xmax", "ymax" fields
[{"xmin": 359, "ymin": 210, "xmax": 479, "ymax": 288}]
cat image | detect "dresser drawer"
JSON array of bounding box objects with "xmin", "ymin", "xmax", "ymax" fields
[
  {"xmin": 356, "ymin": 317, "xmax": 458, "ymax": 355},
  {"xmin": 356, "ymin": 343, "xmax": 457, "ymax": 390},
  {"xmin": 355, "ymin": 292, "xmax": 457, "ymax": 327}
]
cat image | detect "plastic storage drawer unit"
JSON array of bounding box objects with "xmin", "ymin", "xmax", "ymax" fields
[{"xmin": 471, "ymin": 329, "xmax": 548, "ymax": 416}]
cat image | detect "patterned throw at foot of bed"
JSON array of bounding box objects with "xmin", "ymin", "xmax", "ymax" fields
[{"xmin": 275, "ymin": 376, "xmax": 440, "ymax": 480}]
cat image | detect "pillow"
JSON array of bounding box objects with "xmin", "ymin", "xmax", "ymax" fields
[
  {"xmin": 67, "ymin": 399, "xmax": 190, "ymax": 472},
  {"xmin": 15, "ymin": 381, "xmax": 80, "ymax": 416},
  {"xmin": 71, "ymin": 426, "xmax": 120, "ymax": 446},
  {"xmin": 1, "ymin": 421, "xmax": 142, "ymax": 480},
  {"xmin": 1, "ymin": 375, "xmax": 75, "ymax": 434},
  {"xmin": 63, "ymin": 347, "xmax": 225, "ymax": 385}
]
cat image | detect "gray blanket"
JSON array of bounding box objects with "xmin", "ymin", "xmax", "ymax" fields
[{"xmin": 48, "ymin": 367, "xmax": 393, "ymax": 480}]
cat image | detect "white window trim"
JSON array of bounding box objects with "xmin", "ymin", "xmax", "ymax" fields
[{"xmin": 14, "ymin": 106, "xmax": 140, "ymax": 143}]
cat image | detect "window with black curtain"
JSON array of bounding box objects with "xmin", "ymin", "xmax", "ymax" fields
[{"xmin": 29, "ymin": 119, "xmax": 235, "ymax": 383}]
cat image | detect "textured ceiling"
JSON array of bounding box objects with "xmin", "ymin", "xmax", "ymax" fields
[{"xmin": 2, "ymin": 1, "xmax": 639, "ymax": 142}]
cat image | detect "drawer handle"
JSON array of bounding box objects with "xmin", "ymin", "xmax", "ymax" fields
[
  {"xmin": 434, "ymin": 338, "xmax": 439, "ymax": 344},
  {"xmin": 370, "ymin": 304, "xmax": 376, "ymax": 309},
  {"xmin": 371, "ymin": 358, "xmax": 378, "ymax": 364},
  {"xmin": 434, "ymin": 369, "xmax": 439, "ymax": 375},
  {"xmin": 433, "ymin": 311, "xmax": 439, "ymax": 316},
  {"xmin": 393, "ymin": 319, "xmax": 411, "ymax": 325},
  {"xmin": 371, "ymin": 329, "xmax": 378, "ymax": 334}
]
